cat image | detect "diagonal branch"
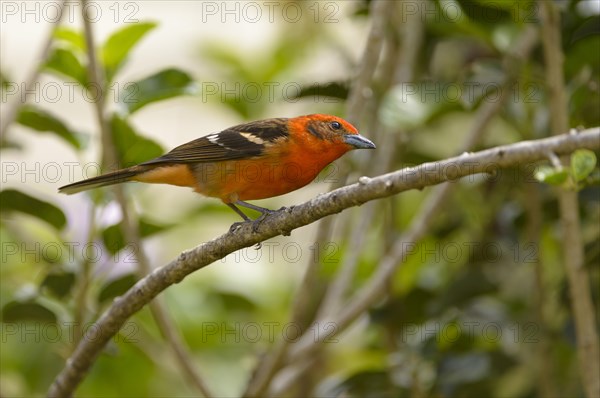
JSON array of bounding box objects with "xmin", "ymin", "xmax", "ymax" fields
[{"xmin": 47, "ymin": 128, "xmax": 600, "ymax": 398}]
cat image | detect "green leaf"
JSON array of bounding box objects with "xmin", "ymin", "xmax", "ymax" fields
[
  {"xmin": 45, "ymin": 47, "xmax": 88, "ymax": 85},
  {"xmin": 571, "ymin": 149, "xmax": 597, "ymax": 182},
  {"xmin": 17, "ymin": 105, "xmax": 86, "ymax": 149},
  {"xmin": 102, "ymin": 218, "xmax": 173, "ymax": 254},
  {"xmin": 41, "ymin": 271, "xmax": 76, "ymax": 298},
  {"xmin": 2, "ymin": 300, "xmax": 57, "ymax": 323},
  {"xmin": 121, "ymin": 68, "xmax": 195, "ymax": 114},
  {"xmin": 101, "ymin": 22, "xmax": 157, "ymax": 82},
  {"xmin": 292, "ymin": 81, "xmax": 349, "ymax": 101},
  {"xmin": 0, "ymin": 189, "xmax": 67, "ymax": 230},
  {"xmin": 218, "ymin": 291, "xmax": 256, "ymax": 313},
  {"xmin": 102, "ymin": 223, "xmax": 125, "ymax": 255},
  {"xmin": 54, "ymin": 27, "xmax": 86, "ymax": 52},
  {"xmin": 110, "ymin": 114, "xmax": 164, "ymax": 167},
  {"xmin": 465, "ymin": 0, "xmax": 517, "ymax": 23},
  {"xmin": 534, "ymin": 165, "xmax": 569, "ymax": 185},
  {"xmin": 0, "ymin": 139, "xmax": 22, "ymax": 150},
  {"xmin": 1, "ymin": 70, "xmax": 11, "ymax": 90},
  {"xmin": 98, "ymin": 273, "xmax": 137, "ymax": 304}
]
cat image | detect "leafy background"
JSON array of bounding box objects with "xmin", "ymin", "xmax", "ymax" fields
[{"xmin": 1, "ymin": 1, "xmax": 599, "ymax": 397}]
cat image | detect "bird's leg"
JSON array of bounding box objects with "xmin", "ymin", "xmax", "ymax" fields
[
  {"xmin": 237, "ymin": 201, "xmax": 273, "ymax": 233},
  {"xmin": 227, "ymin": 202, "xmax": 252, "ymax": 221},
  {"xmin": 235, "ymin": 201, "xmax": 275, "ymax": 215},
  {"xmin": 227, "ymin": 203, "xmax": 253, "ymax": 233},
  {"xmin": 231, "ymin": 200, "xmax": 278, "ymax": 233}
]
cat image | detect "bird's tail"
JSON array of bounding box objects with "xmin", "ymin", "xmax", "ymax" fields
[{"xmin": 58, "ymin": 166, "xmax": 148, "ymax": 195}]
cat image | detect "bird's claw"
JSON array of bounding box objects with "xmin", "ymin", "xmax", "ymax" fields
[
  {"xmin": 251, "ymin": 210, "xmax": 275, "ymax": 232},
  {"xmin": 229, "ymin": 208, "xmax": 277, "ymax": 234},
  {"xmin": 229, "ymin": 221, "xmax": 245, "ymax": 233}
]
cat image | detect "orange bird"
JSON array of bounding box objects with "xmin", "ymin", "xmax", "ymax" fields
[{"xmin": 59, "ymin": 114, "xmax": 375, "ymax": 221}]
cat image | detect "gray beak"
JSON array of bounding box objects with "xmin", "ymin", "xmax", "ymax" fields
[{"xmin": 344, "ymin": 134, "xmax": 376, "ymax": 149}]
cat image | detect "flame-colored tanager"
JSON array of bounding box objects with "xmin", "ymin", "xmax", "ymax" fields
[{"xmin": 59, "ymin": 114, "xmax": 376, "ymax": 220}]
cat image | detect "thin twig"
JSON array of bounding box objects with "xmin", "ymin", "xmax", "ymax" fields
[
  {"xmin": 316, "ymin": 135, "xmax": 393, "ymax": 321},
  {"xmin": 345, "ymin": 0, "xmax": 393, "ymax": 125},
  {"xmin": 72, "ymin": 205, "xmax": 97, "ymax": 349},
  {"xmin": 539, "ymin": 3, "xmax": 600, "ymax": 398},
  {"xmin": 320, "ymin": 20, "xmax": 536, "ymax": 326},
  {"xmin": 243, "ymin": 215, "xmax": 336, "ymax": 397},
  {"xmin": 394, "ymin": 0, "xmax": 424, "ymax": 85},
  {"xmin": 523, "ymin": 178, "xmax": 557, "ymax": 397},
  {"xmin": 47, "ymin": 128, "xmax": 600, "ymax": 398},
  {"xmin": 117, "ymin": 189, "xmax": 214, "ymax": 397},
  {"xmin": 80, "ymin": 3, "xmax": 213, "ymax": 396},
  {"xmin": 80, "ymin": 0, "xmax": 112, "ymax": 165},
  {"xmin": 317, "ymin": 0, "xmax": 423, "ymax": 322},
  {"xmin": 243, "ymin": 2, "xmax": 395, "ymax": 394},
  {"xmin": 0, "ymin": 0, "xmax": 67, "ymax": 141}
]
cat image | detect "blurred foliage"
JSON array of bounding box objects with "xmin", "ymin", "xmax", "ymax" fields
[
  {"xmin": 0, "ymin": 189, "xmax": 66, "ymax": 230},
  {"xmin": 535, "ymin": 149, "xmax": 598, "ymax": 189},
  {"xmin": 16, "ymin": 105, "xmax": 87, "ymax": 149},
  {"xmin": 119, "ymin": 68, "xmax": 197, "ymax": 114},
  {"xmin": 1, "ymin": 1, "xmax": 599, "ymax": 397}
]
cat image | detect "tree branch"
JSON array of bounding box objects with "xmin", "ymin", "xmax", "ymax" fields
[
  {"xmin": 539, "ymin": 3, "xmax": 600, "ymax": 398},
  {"xmin": 345, "ymin": 0, "xmax": 393, "ymax": 125},
  {"xmin": 47, "ymin": 128, "xmax": 600, "ymax": 398},
  {"xmin": 0, "ymin": 0, "xmax": 67, "ymax": 141}
]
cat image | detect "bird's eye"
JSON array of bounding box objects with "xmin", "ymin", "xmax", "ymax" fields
[{"xmin": 330, "ymin": 121, "xmax": 342, "ymax": 130}]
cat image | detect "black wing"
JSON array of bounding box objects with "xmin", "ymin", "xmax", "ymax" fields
[{"xmin": 140, "ymin": 118, "xmax": 289, "ymax": 166}]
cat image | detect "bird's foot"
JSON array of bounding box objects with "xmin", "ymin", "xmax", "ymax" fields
[
  {"xmin": 228, "ymin": 208, "xmax": 277, "ymax": 234},
  {"xmin": 229, "ymin": 221, "xmax": 246, "ymax": 233},
  {"xmin": 250, "ymin": 209, "xmax": 276, "ymax": 233}
]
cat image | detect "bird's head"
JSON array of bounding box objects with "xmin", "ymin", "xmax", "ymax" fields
[{"xmin": 295, "ymin": 114, "xmax": 376, "ymax": 152}]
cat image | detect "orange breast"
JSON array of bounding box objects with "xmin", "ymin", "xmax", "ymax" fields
[
  {"xmin": 190, "ymin": 139, "xmax": 349, "ymax": 203},
  {"xmin": 190, "ymin": 158, "xmax": 324, "ymax": 202}
]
